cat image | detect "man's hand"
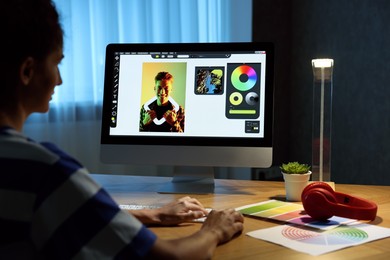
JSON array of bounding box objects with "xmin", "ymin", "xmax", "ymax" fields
[
  {"xmin": 143, "ymin": 110, "xmax": 156, "ymax": 126},
  {"xmin": 163, "ymin": 109, "xmax": 177, "ymax": 126},
  {"xmin": 201, "ymin": 208, "xmax": 244, "ymax": 244},
  {"xmin": 128, "ymin": 196, "xmax": 209, "ymax": 226},
  {"xmin": 153, "ymin": 196, "xmax": 209, "ymax": 225}
]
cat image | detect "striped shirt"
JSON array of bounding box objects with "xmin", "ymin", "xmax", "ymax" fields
[{"xmin": 0, "ymin": 127, "xmax": 156, "ymax": 259}]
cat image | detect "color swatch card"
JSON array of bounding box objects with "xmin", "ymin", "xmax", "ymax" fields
[
  {"xmin": 236, "ymin": 199, "xmax": 355, "ymax": 230},
  {"xmin": 247, "ymin": 223, "xmax": 390, "ymax": 256}
]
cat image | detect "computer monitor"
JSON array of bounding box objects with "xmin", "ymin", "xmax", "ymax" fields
[{"xmin": 100, "ymin": 42, "xmax": 274, "ymax": 193}]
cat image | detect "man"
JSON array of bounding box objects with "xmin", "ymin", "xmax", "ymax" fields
[
  {"xmin": 0, "ymin": 0, "xmax": 243, "ymax": 259},
  {"xmin": 140, "ymin": 71, "xmax": 185, "ymax": 132}
]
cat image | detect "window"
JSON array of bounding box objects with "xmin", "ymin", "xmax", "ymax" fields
[{"xmin": 27, "ymin": 0, "xmax": 252, "ymax": 123}]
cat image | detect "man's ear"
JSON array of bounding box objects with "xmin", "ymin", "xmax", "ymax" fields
[{"xmin": 19, "ymin": 57, "xmax": 35, "ymax": 85}]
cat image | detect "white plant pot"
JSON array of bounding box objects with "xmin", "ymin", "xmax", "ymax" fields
[{"xmin": 282, "ymin": 171, "xmax": 312, "ymax": 202}]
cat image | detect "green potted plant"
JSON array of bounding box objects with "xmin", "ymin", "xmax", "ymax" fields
[
  {"xmin": 280, "ymin": 162, "xmax": 311, "ymax": 174},
  {"xmin": 280, "ymin": 162, "xmax": 312, "ymax": 202}
]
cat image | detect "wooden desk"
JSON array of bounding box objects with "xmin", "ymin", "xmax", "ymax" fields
[{"xmin": 92, "ymin": 174, "xmax": 390, "ymax": 259}]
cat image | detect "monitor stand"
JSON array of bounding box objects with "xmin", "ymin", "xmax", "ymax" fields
[{"xmin": 158, "ymin": 166, "xmax": 215, "ymax": 194}]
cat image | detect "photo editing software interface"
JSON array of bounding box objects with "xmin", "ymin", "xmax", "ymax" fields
[{"xmin": 106, "ymin": 46, "xmax": 269, "ymax": 141}]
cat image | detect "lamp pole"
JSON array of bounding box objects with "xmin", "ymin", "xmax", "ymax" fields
[{"xmin": 312, "ymin": 59, "xmax": 333, "ymax": 182}]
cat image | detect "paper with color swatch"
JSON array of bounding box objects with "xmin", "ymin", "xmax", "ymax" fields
[
  {"xmin": 247, "ymin": 223, "xmax": 390, "ymax": 256},
  {"xmin": 236, "ymin": 199, "xmax": 355, "ymax": 230}
]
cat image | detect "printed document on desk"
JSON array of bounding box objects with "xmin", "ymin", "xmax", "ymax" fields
[
  {"xmin": 236, "ymin": 199, "xmax": 355, "ymax": 230},
  {"xmin": 247, "ymin": 222, "xmax": 390, "ymax": 256}
]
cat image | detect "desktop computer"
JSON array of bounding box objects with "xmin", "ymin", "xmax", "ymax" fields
[{"xmin": 100, "ymin": 42, "xmax": 274, "ymax": 193}]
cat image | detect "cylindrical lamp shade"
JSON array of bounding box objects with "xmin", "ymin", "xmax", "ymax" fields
[{"xmin": 312, "ymin": 59, "xmax": 334, "ymax": 182}]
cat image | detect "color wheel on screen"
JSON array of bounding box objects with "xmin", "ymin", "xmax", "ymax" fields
[
  {"xmin": 225, "ymin": 63, "xmax": 261, "ymax": 119},
  {"xmin": 231, "ymin": 65, "xmax": 257, "ymax": 91}
]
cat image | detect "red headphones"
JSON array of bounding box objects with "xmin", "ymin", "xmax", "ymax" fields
[{"xmin": 301, "ymin": 182, "xmax": 377, "ymax": 221}]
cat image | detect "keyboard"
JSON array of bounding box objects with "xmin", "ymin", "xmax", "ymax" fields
[
  {"xmin": 119, "ymin": 204, "xmax": 212, "ymax": 222},
  {"xmin": 119, "ymin": 204, "xmax": 159, "ymax": 210}
]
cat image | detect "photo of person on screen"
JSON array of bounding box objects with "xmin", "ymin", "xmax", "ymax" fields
[{"xmin": 140, "ymin": 71, "xmax": 185, "ymax": 132}]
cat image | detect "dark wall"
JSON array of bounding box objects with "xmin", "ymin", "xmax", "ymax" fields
[
  {"xmin": 253, "ymin": 0, "xmax": 390, "ymax": 185},
  {"xmin": 251, "ymin": 0, "xmax": 292, "ymax": 170}
]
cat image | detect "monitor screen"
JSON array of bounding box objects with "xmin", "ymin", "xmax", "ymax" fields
[{"xmin": 100, "ymin": 42, "xmax": 274, "ymax": 193}]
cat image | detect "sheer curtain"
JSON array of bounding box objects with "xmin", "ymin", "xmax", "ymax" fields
[{"xmin": 24, "ymin": 0, "xmax": 253, "ymax": 177}]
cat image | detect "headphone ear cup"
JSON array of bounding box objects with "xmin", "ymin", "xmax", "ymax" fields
[
  {"xmin": 301, "ymin": 182, "xmax": 334, "ymax": 200},
  {"xmin": 302, "ymin": 186, "xmax": 337, "ymax": 220}
]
